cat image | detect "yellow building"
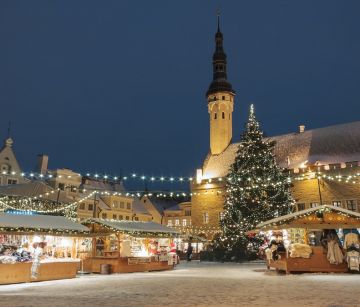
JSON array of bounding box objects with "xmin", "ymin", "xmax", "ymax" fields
[{"xmin": 190, "ymin": 19, "xmax": 360, "ymax": 239}]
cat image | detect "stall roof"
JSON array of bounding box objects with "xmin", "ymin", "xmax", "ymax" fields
[
  {"xmin": 0, "ymin": 213, "xmax": 89, "ymax": 235},
  {"xmin": 84, "ymin": 219, "xmax": 179, "ymax": 237},
  {"xmin": 256, "ymin": 205, "xmax": 360, "ymax": 230}
]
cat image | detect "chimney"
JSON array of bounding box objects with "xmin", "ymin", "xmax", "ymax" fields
[
  {"xmin": 299, "ymin": 125, "xmax": 305, "ymax": 133},
  {"xmin": 37, "ymin": 154, "xmax": 49, "ymax": 174}
]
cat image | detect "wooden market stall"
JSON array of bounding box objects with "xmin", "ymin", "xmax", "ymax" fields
[
  {"xmin": 0, "ymin": 212, "xmax": 89, "ymax": 285},
  {"xmin": 256, "ymin": 205, "xmax": 360, "ymax": 274},
  {"xmin": 82, "ymin": 219, "xmax": 179, "ymax": 273}
]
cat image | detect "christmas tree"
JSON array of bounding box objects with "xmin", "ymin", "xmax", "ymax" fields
[{"xmin": 218, "ymin": 104, "xmax": 294, "ymax": 257}]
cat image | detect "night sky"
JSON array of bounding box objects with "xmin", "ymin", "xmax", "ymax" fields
[{"xmin": 1, "ymin": 1, "xmax": 360, "ymax": 180}]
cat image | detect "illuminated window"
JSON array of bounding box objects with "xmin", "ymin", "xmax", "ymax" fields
[
  {"xmin": 332, "ymin": 201, "xmax": 341, "ymax": 207},
  {"xmin": 182, "ymin": 219, "xmax": 187, "ymax": 226},
  {"xmin": 219, "ymin": 212, "xmax": 224, "ymax": 221},
  {"xmin": 203, "ymin": 212, "xmax": 209, "ymax": 224},
  {"xmin": 346, "ymin": 200, "xmax": 357, "ymax": 211},
  {"xmin": 297, "ymin": 203, "xmax": 305, "ymax": 211},
  {"xmin": 113, "ymin": 201, "xmax": 119, "ymax": 208},
  {"xmin": 175, "ymin": 219, "xmax": 180, "ymax": 226},
  {"xmin": 310, "ymin": 203, "xmax": 318, "ymax": 208},
  {"xmin": 185, "ymin": 210, "xmax": 191, "ymax": 216},
  {"xmin": 168, "ymin": 220, "xmax": 173, "ymax": 227}
]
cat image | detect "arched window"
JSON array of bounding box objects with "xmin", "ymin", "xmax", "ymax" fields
[
  {"xmin": 214, "ymin": 113, "xmax": 217, "ymax": 120},
  {"xmin": 222, "ymin": 112, "xmax": 225, "ymax": 119}
]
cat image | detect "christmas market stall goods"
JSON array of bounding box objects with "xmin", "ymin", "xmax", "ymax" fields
[
  {"xmin": 82, "ymin": 219, "xmax": 179, "ymax": 273},
  {"xmin": 173, "ymin": 234, "xmax": 208, "ymax": 260},
  {"xmin": 0, "ymin": 212, "xmax": 89, "ymax": 285},
  {"xmin": 256, "ymin": 205, "xmax": 360, "ymax": 274}
]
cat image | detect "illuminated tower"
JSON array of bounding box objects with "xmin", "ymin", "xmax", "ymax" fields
[{"xmin": 207, "ymin": 15, "xmax": 235, "ymax": 155}]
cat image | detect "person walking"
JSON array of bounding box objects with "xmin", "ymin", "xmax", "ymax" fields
[{"xmin": 186, "ymin": 243, "xmax": 193, "ymax": 261}]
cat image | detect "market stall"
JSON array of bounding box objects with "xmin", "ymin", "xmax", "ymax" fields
[
  {"xmin": 256, "ymin": 205, "xmax": 360, "ymax": 274},
  {"xmin": 0, "ymin": 212, "xmax": 89, "ymax": 284},
  {"xmin": 82, "ymin": 219, "xmax": 179, "ymax": 273}
]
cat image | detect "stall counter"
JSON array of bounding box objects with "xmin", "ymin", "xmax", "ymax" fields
[{"xmin": 0, "ymin": 260, "xmax": 80, "ymax": 285}]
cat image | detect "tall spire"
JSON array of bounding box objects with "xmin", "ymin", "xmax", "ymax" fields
[{"xmin": 206, "ymin": 12, "xmax": 234, "ymax": 97}]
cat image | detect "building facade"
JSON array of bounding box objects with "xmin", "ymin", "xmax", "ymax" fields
[{"xmin": 190, "ymin": 20, "xmax": 360, "ymax": 239}]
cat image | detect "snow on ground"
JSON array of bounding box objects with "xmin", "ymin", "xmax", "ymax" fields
[{"xmin": 0, "ymin": 261, "xmax": 359, "ymax": 307}]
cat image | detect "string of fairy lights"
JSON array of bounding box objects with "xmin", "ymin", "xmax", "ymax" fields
[{"xmin": 2, "ymin": 169, "xmax": 360, "ymax": 184}]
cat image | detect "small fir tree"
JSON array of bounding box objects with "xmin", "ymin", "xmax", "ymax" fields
[{"xmin": 218, "ymin": 104, "xmax": 294, "ymax": 256}]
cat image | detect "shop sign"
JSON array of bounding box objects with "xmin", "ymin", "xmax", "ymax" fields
[{"xmin": 128, "ymin": 257, "xmax": 151, "ymax": 265}]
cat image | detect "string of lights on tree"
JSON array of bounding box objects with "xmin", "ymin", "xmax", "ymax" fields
[{"xmin": 215, "ymin": 104, "xmax": 295, "ymax": 253}]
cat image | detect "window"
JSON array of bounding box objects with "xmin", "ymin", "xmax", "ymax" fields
[
  {"xmin": 297, "ymin": 203, "xmax": 305, "ymax": 211},
  {"xmin": 79, "ymin": 203, "xmax": 85, "ymax": 210},
  {"xmin": 203, "ymin": 212, "xmax": 209, "ymax": 224},
  {"xmin": 102, "ymin": 213, "xmax": 107, "ymax": 219},
  {"xmin": 222, "ymin": 96, "xmax": 225, "ymax": 100},
  {"xmin": 70, "ymin": 186, "xmax": 77, "ymax": 192},
  {"xmin": 332, "ymin": 201, "xmax": 342, "ymax": 207},
  {"xmin": 88, "ymin": 204, "xmax": 93, "ymax": 211},
  {"xmin": 310, "ymin": 202, "xmax": 318, "ymax": 208},
  {"xmin": 219, "ymin": 212, "xmax": 224, "ymax": 221},
  {"xmin": 113, "ymin": 214, "xmax": 117, "ymax": 219},
  {"xmin": 222, "ymin": 112, "xmax": 225, "ymax": 119},
  {"xmin": 168, "ymin": 220, "xmax": 173, "ymax": 227},
  {"xmin": 113, "ymin": 201, "xmax": 119, "ymax": 208},
  {"xmin": 58, "ymin": 183, "xmax": 65, "ymax": 191},
  {"xmin": 126, "ymin": 203, "xmax": 131, "ymax": 210},
  {"xmin": 182, "ymin": 219, "xmax": 187, "ymax": 226},
  {"xmin": 120, "ymin": 202, "xmax": 124, "ymax": 209},
  {"xmin": 185, "ymin": 210, "xmax": 191, "ymax": 216},
  {"xmin": 346, "ymin": 200, "xmax": 357, "ymax": 211},
  {"xmin": 119, "ymin": 215, "xmax": 123, "ymax": 220},
  {"xmin": 175, "ymin": 219, "xmax": 180, "ymax": 226},
  {"xmin": 126, "ymin": 216, "xmax": 130, "ymax": 220},
  {"xmin": 134, "ymin": 217, "xmax": 139, "ymax": 221},
  {"xmin": 214, "ymin": 113, "xmax": 217, "ymax": 120},
  {"xmin": 7, "ymin": 179, "xmax": 17, "ymax": 185}
]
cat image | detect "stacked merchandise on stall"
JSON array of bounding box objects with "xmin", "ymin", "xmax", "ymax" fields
[
  {"xmin": 256, "ymin": 205, "xmax": 360, "ymax": 274},
  {"xmin": 0, "ymin": 212, "xmax": 89, "ymax": 284},
  {"xmin": 82, "ymin": 219, "xmax": 179, "ymax": 273}
]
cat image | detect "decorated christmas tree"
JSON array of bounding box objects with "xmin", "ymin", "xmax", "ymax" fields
[{"xmin": 218, "ymin": 104, "xmax": 294, "ymax": 257}]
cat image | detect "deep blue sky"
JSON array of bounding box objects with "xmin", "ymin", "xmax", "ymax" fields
[{"xmin": 1, "ymin": 1, "xmax": 360, "ymax": 179}]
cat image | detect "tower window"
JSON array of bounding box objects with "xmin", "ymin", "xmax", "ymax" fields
[
  {"xmin": 214, "ymin": 113, "xmax": 217, "ymax": 120},
  {"xmin": 222, "ymin": 112, "xmax": 225, "ymax": 119},
  {"xmin": 222, "ymin": 96, "xmax": 225, "ymax": 100},
  {"xmin": 213, "ymin": 96, "xmax": 216, "ymax": 101}
]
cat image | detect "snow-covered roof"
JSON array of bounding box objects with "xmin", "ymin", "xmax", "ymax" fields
[
  {"xmin": 203, "ymin": 121, "xmax": 360, "ymax": 178},
  {"xmin": 256, "ymin": 205, "xmax": 360, "ymax": 230},
  {"xmin": 85, "ymin": 219, "xmax": 179, "ymax": 237},
  {"xmin": 132, "ymin": 198, "xmax": 151, "ymax": 215},
  {"xmin": 0, "ymin": 213, "xmax": 89, "ymax": 234}
]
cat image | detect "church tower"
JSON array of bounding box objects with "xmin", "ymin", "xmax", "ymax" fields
[{"xmin": 207, "ymin": 15, "xmax": 235, "ymax": 155}]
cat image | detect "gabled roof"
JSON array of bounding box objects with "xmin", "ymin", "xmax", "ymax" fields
[
  {"xmin": 203, "ymin": 121, "xmax": 360, "ymax": 178},
  {"xmin": 256, "ymin": 205, "xmax": 360, "ymax": 230},
  {"xmin": 145, "ymin": 197, "xmax": 180, "ymax": 214},
  {"xmin": 0, "ymin": 181, "xmax": 74, "ymax": 202},
  {"xmin": 84, "ymin": 218, "xmax": 178, "ymax": 237},
  {"xmin": 0, "ymin": 138, "xmax": 21, "ymax": 174},
  {"xmin": 0, "ymin": 212, "xmax": 89, "ymax": 235}
]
